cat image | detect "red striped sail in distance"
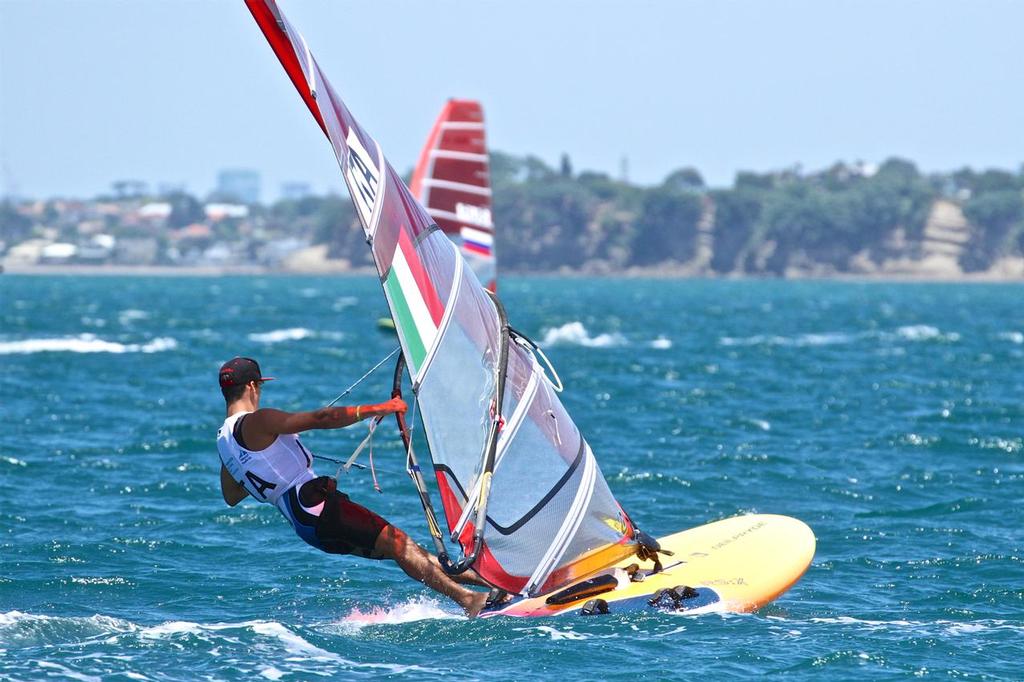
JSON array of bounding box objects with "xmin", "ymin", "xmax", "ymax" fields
[{"xmin": 410, "ymin": 100, "xmax": 496, "ymax": 293}]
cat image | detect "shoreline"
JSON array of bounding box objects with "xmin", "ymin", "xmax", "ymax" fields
[{"xmin": 2, "ymin": 262, "xmax": 1022, "ymax": 283}]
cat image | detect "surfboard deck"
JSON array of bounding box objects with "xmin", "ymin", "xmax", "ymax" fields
[{"xmin": 481, "ymin": 514, "xmax": 815, "ymax": 618}]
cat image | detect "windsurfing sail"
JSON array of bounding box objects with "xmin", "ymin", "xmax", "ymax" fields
[
  {"xmin": 410, "ymin": 100, "xmax": 496, "ymax": 292},
  {"xmin": 245, "ymin": 0, "xmax": 639, "ymax": 596}
]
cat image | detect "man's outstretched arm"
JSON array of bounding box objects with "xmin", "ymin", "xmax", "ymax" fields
[{"xmin": 248, "ymin": 398, "xmax": 407, "ymax": 437}]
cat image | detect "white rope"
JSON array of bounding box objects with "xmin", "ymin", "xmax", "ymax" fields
[
  {"xmin": 338, "ymin": 417, "xmax": 379, "ymax": 476},
  {"xmin": 325, "ymin": 346, "xmax": 400, "ymax": 407}
]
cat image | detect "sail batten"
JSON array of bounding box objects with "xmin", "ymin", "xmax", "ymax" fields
[{"xmin": 246, "ymin": 0, "xmax": 637, "ymax": 596}]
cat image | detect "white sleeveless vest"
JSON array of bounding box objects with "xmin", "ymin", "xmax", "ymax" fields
[{"xmin": 217, "ymin": 411, "xmax": 316, "ymax": 512}]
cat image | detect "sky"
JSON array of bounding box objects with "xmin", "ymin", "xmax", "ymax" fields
[{"xmin": 1, "ymin": 0, "xmax": 1022, "ymax": 201}]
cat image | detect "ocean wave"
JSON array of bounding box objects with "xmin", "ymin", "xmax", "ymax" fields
[
  {"xmin": 804, "ymin": 615, "xmax": 1024, "ymax": 635},
  {"xmin": 891, "ymin": 325, "xmax": 960, "ymax": 342},
  {"xmin": 332, "ymin": 296, "xmax": 359, "ymax": 311},
  {"xmin": 720, "ymin": 332, "xmax": 858, "ymax": 347},
  {"xmin": 247, "ymin": 328, "xmax": 345, "ymax": 344},
  {"xmin": 336, "ymin": 596, "xmax": 460, "ymax": 631},
  {"xmin": 0, "ymin": 612, "xmax": 439, "ymax": 675},
  {"xmin": 117, "ymin": 309, "xmax": 149, "ymax": 325},
  {"xmin": 0, "ymin": 335, "xmax": 177, "ymax": 355},
  {"xmin": 248, "ymin": 328, "xmax": 315, "ymax": 343},
  {"xmin": 135, "ymin": 619, "xmax": 436, "ymax": 673},
  {"xmin": 650, "ymin": 336, "xmax": 673, "ymax": 349},
  {"xmin": 519, "ymin": 625, "xmax": 590, "ymax": 641},
  {"xmin": 541, "ymin": 322, "xmax": 626, "ymax": 348},
  {"xmin": 0, "ymin": 610, "xmax": 136, "ymax": 645},
  {"xmin": 720, "ymin": 326, "xmax": 960, "ymax": 348},
  {"xmin": 998, "ymin": 331, "xmax": 1023, "ymax": 344}
]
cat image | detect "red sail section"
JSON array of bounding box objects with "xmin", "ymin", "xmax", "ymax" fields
[
  {"xmin": 245, "ymin": 0, "xmax": 326, "ymax": 137},
  {"xmin": 410, "ymin": 100, "xmax": 496, "ymax": 292}
]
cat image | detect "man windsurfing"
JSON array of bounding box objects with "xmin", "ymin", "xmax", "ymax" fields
[{"xmin": 214, "ymin": 356, "xmax": 491, "ymax": 617}]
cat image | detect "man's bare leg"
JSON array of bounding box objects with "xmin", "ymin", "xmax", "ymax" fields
[
  {"xmin": 372, "ymin": 525, "xmax": 489, "ymax": 617},
  {"xmin": 426, "ymin": 554, "xmax": 491, "ymax": 588}
]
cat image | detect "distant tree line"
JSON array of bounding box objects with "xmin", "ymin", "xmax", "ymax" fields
[
  {"xmin": 4, "ymin": 154, "xmax": 1023, "ymax": 274},
  {"xmin": 487, "ymin": 153, "xmax": 1024, "ymax": 275}
]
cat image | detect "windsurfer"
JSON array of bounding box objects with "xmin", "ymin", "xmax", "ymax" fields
[{"xmin": 214, "ymin": 356, "xmax": 492, "ymax": 617}]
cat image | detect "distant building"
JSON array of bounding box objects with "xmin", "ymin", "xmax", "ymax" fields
[
  {"xmin": 78, "ymin": 234, "xmax": 116, "ymax": 263},
  {"xmin": 216, "ymin": 169, "xmax": 261, "ymax": 204},
  {"xmin": 204, "ymin": 203, "xmax": 249, "ymax": 221},
  {"xmin": 114, "ymin": 237, "xmax": 159, "ymax": 265},
  {"xmin": 40, "ymin": 242, "xmax": 78, "ymax": 264},
  {"xmin": 139, "ymin": 202, "xmax": 173, "ymax": 220},
  {"xmin": 280, "ymin": 181, "xmax": 313, "ymax": 201}
]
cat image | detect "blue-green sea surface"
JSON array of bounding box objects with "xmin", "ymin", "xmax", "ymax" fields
[{"xmin": 1, "ymin": 275, "xmax": 1022, "ymax": 680}]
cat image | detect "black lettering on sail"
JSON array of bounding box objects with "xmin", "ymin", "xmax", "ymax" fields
[
  {"xmin": 348, "ymin": 152, "xmax": 377, "ymax": 207},
  {"xmin": 245, "ymin": 471, "xmax": 278, "ymax": 499}
]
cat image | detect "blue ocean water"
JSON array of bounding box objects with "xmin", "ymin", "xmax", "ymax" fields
[{"xmin": 1, "ymin": 274, "xmax": 1022, "ymax": 680}]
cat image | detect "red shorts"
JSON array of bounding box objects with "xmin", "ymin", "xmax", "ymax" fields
[{"xmin": 314, "ymin": 489, "xmax": 390, "ymax": 558}]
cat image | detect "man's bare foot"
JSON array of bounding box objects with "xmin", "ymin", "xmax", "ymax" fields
[{"xmin": 464, "ymin": 591, "xmax": 489, "ymax": 618}]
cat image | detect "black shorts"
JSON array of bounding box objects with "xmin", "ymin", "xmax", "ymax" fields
[{"xmin": 314, "ymin": 489, "xmax": 390, "ymax": 559}]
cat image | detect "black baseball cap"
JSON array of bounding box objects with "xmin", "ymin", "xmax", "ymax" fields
[{"xmin": 219, "ymin": 357, "xmax": 275, "ymax": 388}]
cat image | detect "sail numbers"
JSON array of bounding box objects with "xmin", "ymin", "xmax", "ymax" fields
[{"xmin": 344, "ymin": 128, "xmax": 380, "ymax": 229}]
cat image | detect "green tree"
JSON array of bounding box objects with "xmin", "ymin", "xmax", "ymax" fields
[
  {"xmin": 166, "ymin": 192, "xmax": 205, "ymax": 228},
  {"xmin": 962, "ymin": 190, "xmax": 1024, "ymax": 269},
  {"xmin": 662, "ymin": 167, "xmax": 705, "ymax": 192},
  {"xmin": 631, "ymin": 186, "xmax": 703, "ymax": 265},
  {"xmin": 0, "ymin": 201, "xmax": 33, "ymax": 247},
  {"xmin": 709, "ymin": 188, "xmax": 761, "ymax": 273}
]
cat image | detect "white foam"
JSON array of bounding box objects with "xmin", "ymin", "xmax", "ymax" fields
[
  {"xmin": 118, "ymin": 309, "xmax": 149, "ymax": 325},
  {"xmin": 249, "ymin": 621, "xmax": 437, "ymax": 673},
  {"xmin": 338, "ymin": 596, "xmax": 460, "ymax": 630},
  {"xmin": 0, "ymin": 335, "xmax": 177, "ymax": 355},
  {"xmin": 650, "ymin": 336, "xmax": 673, "ymax": 349},
  {"xmin": 720, "ymin": 332, "xmax": 858, "ymax": 348},
  {"xmin": 248, "ymin": 328, "xmax": 315, "ymax": 343},
  {"xmin": 2, "ymin": 456, "xmax": 27, "ymax": 467},
  {"xmin": 896, "ymin": 325, "xmax": 939, "ymax": 340},
  {"xmin": 998, "ymin": 331, "xmax": 1024, "ymax": 344},
  {"xmin": 528, "ymin": 625, "xmax": 588, "ymax": 640},
  {"xmin": 541, "ymin": 322, "xmax": 625, "ymax": 348},
  {"xmin": 806, "ymin": 615, "xmax": 1024, "ymax": 635},
  {"xmin": 332, "ymin": 296, "xmax": 358, "ymax": 311},
  {"xmin": 720, "ymin": 326, "xmax": 961, "ymax": 348},
  {"xmin": 0, "ymin": 610, "xmax": 136, "ymax": 636},
  {"xmin": 70, "ymin": 577, "xmax": 132, "ymax": 586},
  {"xmin": 35, "ymin": 661, "xmax": 101, "ymax": 682},
  {"xmin": 131, "ymin": 617, "xmax": 437, "ymax": 674}
]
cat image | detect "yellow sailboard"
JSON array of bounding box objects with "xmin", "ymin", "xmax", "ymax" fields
[{"xmin": 485, "ymin": 514, "xmax": 815, "ymax": 618}]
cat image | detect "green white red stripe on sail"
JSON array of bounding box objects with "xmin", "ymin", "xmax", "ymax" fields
[{"xmin": 382, "ymin": 227, "xmax": 445, "ymax": 376}]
